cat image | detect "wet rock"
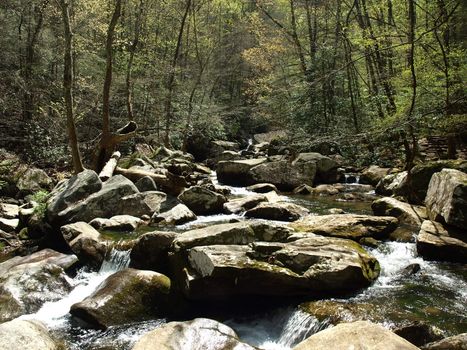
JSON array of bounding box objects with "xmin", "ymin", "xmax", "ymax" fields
[
  {"xmin": 0, "ymin": 203, "xmax": 19, "ymax": 219},
  {"xmin": 135, "ymin": 176, "xmax": 158, "ymax": 192},
  {"xmin": 174, "ymin": 234, "xmax": 379, "ymax": 300},
  {"xmin": 171, "ymin": 221, "xmax": 292, "ymax": 252},
  {"xmin": 300, "ymin": 300, "xmax": 382, "ymax": 323},
  {"xmin": 132, "ymin": 318, "xmax": 256, "ymax": 350},
  {"xmin": 394, "ymin": 323, "xmax": 443, "ymax": 347},
  {"xmin": 293, "ymin": 184, "xmax": 314, "ymax": 195},
  {"xmin": 16, "ymin": 168, "xmax": 53, "ymax": 195},
  {"xmin": 293, "ymin": 321, "xmax": 420, "ymax": 350},
  {"xmin": 70, "ymin": 268, "xmax": 171, "ymax": 329},
  {"xmin": 152, "ymin": 204, "xmax": 197, "ymax": 225},
  {"xmin": 223, "ymin": 194, "xmax": 268, "ymax": 214},
  {"xmin": 49, "ymin": 175, "xmax": 138, "ymax": 225},
  {"xmin": 290, "ymin": 214, "xmax": 398, "ymax": 241},
  {"xmin": 401, "ymin": 263, "xmax": 421, "ymax": 277},
  {"xmin": 376, "ymin": 171, "xmax": 408, "ymax": 196},
  {"xmin": 328, "ymin": 208, "xmax": 345, "ymax": 214},
  {"xmin": 89, "ymin": 215, "xmax": 144, "ymax": 232},
  {"xmin": 130, "ymin": 231, "xmax": 177, "ymax": 273},
  {"xmin": 372, "ymin": 197, "xmax": 427, "ymax": 228},
  {"xmin": 361, "ymin": 166, "xmax": 392, "ymax": 186},
  {"xmin": 217, "ymin": 158, "xmax": 267, "ymax": 186},
  {"xmin": 63, "ymin": 222, "xmax": 108, "ymax": 269},
  {"xmin": 245, "ymin": 202, "xmax": 309, "ymax": 221},
  {"xmin": 0, "ymin": 217, "xmax": 18, "ymax": 232},
  {"xmin": 359, "ymin": 237, "xmax": 381, "ymax": 248},
  {"xmin": 312, "ymin": 184, "xmax": 341, "ymax": 196},
  {"xmin": 0, "ymin": 249, "xmax": 77, "ymax": 322},
  {"xmin": 120, "ymin": 191, "xmax": 167, "ymax": 218},
  {"xmin": 247, "ymin": 183, "xmax": 279, "ymax": 193},
  {"xmin": 0, "ymin": 319, "xmax": 58, "ymax": 350},
  {"xmin": 425, "ymin": 169, "xmax": 467, "ymax": 229},
  {"xmin": 417, "ymin": 220, "xmax": 466, "ymax": 263},
  {"xmin": 422, "ymin": 333, "xmax": 467, "ymax": 350},
  {"xmin": 178, "ymin": 186, "xmax": 226, "ymax": 215}
]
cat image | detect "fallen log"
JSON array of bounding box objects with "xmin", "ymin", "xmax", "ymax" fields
[
  {"xmin": 115, "ymin": 167, "xmax": 188, "ymax": 196},
  {"xmin": 99, "ymin": 151, "xmax": 121, "ymax": 181}
]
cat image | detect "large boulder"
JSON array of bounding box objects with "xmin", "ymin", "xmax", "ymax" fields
[
  {"xmin": 48, "ymin": 174, "xmax": 139, "ymax": 225},
  {"xmin": 245, "ymin": 202, "xmax": 309, "ymax": 221},
  {"xmin": 290, "ymin": 214, "xmax": 398, "ymax": 241},
  {"xmin": 372, "ymin": 197, "xmax": 427, "ymax": 228},
  {"xmin": 120, "ymin": 191, "xmax": 167, "ymax": 217},
  {"xmin": 425, "ymin": 169, "xmax": 467, "ymax": 229},
  {"xmin": 223, "ymin": 194, "xmax": 268, "ymax": 214},
  {"xmin": 361, "ymin": 166, "xmax": 392, "ymax": 186},
  {"xmin": 293, "ymin": 321, "xmax": 420, "ymax": 350},
  {"xmin": 416, "ymin": 220, "xmax": 466, "ymax": 263},
  {"xmin": 216, "ymin": 158, "xmax": 267, "ymax": 186},
  {"xmin": 61, "ymin": 222, "xmax": 108, "ymax": 269},
  {"xmin": 173, "ymin": 234, "xmax": 379, "ymax": 300},
  {"xmin": 422, "ymin": 333, "xmax": 467, "ymax": 350},
  {"xmin": 132, "ymin": 318, "xmax": 256, "ymax": 350},
  {"xmin": 152, "ymin": 204, "xmax": 197, "ymax": 225},
  {"xmin": 70, "ymin": 268, "xmax": 171, "ymax": 329},
  {"xmin": 295, "ymin": 152, "xmax": 339, "ymax": 184},
  {"xmin": 130, "ymin": 231, "xmax": 177, "ymax": 273},
  {"xmin": 89, "ymin": 215, "xmax": 144, "ymax": 232},
  {"xmin": 178, "ymin": 186, "xmax": 226, "ymax": 215},
  {"xmin": 402, "ymin": 160, "xmax": 467, "ymax": 204},
  {"xmin": 0, "ymin": 249, "xmax": 77, "ymax": 322},
  {"xmin": 376, "ymin": 171, "xmax": 408, "ymax": 196},
  {"xmin": 0, "ymin": 319, "xmax": 58, "ymax": 350}
]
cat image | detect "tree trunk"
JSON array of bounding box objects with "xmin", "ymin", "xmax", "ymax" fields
[{"xmin": 61, "ymin": 0, "xmax": 84, "ymax": 174}]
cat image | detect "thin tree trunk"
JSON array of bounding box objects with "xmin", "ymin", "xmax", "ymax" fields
[{"xmin": 61, "ymin": 0, "xmax": 84, "ymax": 174}]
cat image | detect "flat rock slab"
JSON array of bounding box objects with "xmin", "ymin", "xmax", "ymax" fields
[
  {"xmin": 132, "ymin": 318, "xmax": 256, "ymax": 350},
  {"xmin": 417, "ymin": 220, "xmax": 467, "ymax": 263},
  {"xmin": 293, "ymin": 321, "xmax": 420, "ymax": 350},
  {"xmin": 174, "ymin": 234, "xmax": 379, "ymax": 300},
  {"xmin": 290, "ymin": 214, "xmax": 398, "ymax": 241},
  {"xmin": 90, "ymin": 215, "xmax": 144, "ymax": 231}
]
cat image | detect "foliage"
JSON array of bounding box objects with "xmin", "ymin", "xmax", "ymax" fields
[{"xmin": 30, "ymin": 190, "xmax": 50, "ymax": 219}]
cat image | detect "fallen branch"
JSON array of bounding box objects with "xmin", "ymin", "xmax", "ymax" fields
[{"xmin": 98, "ymin": 151, "xmax": 121, "ymax": 181}]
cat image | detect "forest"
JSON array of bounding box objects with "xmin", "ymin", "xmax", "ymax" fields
[{"xmin": 0, "ymin": 1, "xmax": 466, "ymax": 350}]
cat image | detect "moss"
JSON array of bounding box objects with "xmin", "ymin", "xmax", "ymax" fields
[{"xmin": 18, "ymin": 228, "xmax": 29, "ymax": 240}]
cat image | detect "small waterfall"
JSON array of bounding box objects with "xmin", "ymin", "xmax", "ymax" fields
[
  {"xmin": 100, "ymin": 248, "xmax": 131, "ymax": 273},
  {"xmin": 344, "ymin": 173, "xmax": 360, "ymax": 184}
]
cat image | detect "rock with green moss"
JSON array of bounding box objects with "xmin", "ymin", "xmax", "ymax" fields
[
  {"xmin": 425, "ymin": 169, "xmax": 467, "ymax": 229},
  {"xmin": 173, "ymin": 234, "xmax": 379, "ymax": 300},
  {"xmin": 417, "ymin": 220, "xmax": 466, "ymax": 263},
  {"xmin": 70, "ymin": 268, "xmax": 171, "ymax": 329},
  {"xmin": 0, "ymin": 319, "xmax": 59, "ymax": 350},
  {"xmin": 290, "ymin": 214, "xmax": 398, "ymax": 241},
  {"xmin": 132, "ymin": 318, "xmax": 256, "ymax": 350},
  {"xmin": 372, "ymin": 197, "xmax": 427, "ymax": 228},
  {"xmin": 0, "ymin": 249, "xmax": 78, "ymax": 322},
  {"xmin": 293, "ymin": 321, "xmax": 420, "ymax": 350}
]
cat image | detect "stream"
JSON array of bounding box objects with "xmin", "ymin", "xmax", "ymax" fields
[{"xmin": 15, "ymin": 178, "xmax": 467, "ymax": 349}]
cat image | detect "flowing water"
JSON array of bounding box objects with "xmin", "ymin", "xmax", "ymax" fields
[{"xmin": 14, "ymin": 176, "xmax": 467, "ymax": 349}]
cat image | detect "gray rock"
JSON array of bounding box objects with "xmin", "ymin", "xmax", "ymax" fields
[
  {"xmin": 132, "ymin": 318, "xmax": 256, "ymax": 350},
  {"xmin": 152, "ymin": 204, "xmax": 197, "ymax": 225},
  {"xmin": 47, "ymin": 169, "xmax": 102, "ymax": 223},
  {"xmin": 0, "ymin": 249, "xmax": 77, "ymax": 322},
  {"xmin": 247, "ymin": 183, "xmax": 279, "ymax": 193},
  {"xmin": 178, "ymin": 186, "xmax": 226, "ymax": 215},
  {"xmin": 67, "ymin": 223, "xmax": 108, "ymax": 268},
  {"xmin": 121, "ymin": 191, "xmax": 167, "ymax": 217},
  {"xmin": 0, "ymin": 319, "xmax": 58, "ymax": 350},
  {"xmin": 223, "ymin": 194, "xmax": 268, "ymax": 214},
  {"xmin": 417, "ymin": 220, "xmax": 466, "ymax": 263},
  {"xmin": 89, "ymin": 215, "xmax": 144, "ymax": 231},
  {"xmin": 293, "ymin": 184, "xmax": 314, "ymax": 195},
  {"xmin": 135, "ymin": 176, "xmax": 158, "ymax": 192},
  {"xmin": 293, "ymin": 321, "xmax": 420, "ymax": 350},
  {"xmin": 217, "ymin": 158, "xmax": 267, "ymax": 186},
  {"xmin": 130, "ymin": 231, "xmax": 177, "ymax": 273},
  {"xmin": 61, "ymin": 221, "xmax": 100, "ymax": 242},
  {"xmin": 245, "ymin": 202, "xmax": 309, "ymax": 221},
  {"xmin": 361, "ymin": 165, "xmax": 392, "ymax": 186},
  {"xmin": 16, "ymin": 168, "xmax": 53, "ymax": 194},
  {"xmin": 0, "ymin": 203, "xmax": 19, "ymax": 219},
  {"xmin": 290, "ymin": 214, "xmax": 398, "ymax": 241},
  {"xmin": 174, "ymin": 234, "xmax": 379, "ymax": 300},
  {"xmin": 372, "ymin": 197, "xmax": 427, "ymax": 227},
  {"xmin": 70, "ymin": 268, "xmax": 171, "ymax": 329},
  {"xmin": 376, "ymin": 171, "xmax": 408, "ymax": 196},
  {"xmin": 425, "ymin": 169, "xmax": 467, "ymax": 229}
]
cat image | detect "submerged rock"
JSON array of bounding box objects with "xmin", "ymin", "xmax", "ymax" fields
[
  {"xmin": 178, "ymin": 186, "xmax": 226, "ymax": 215},
  {"xmin": 417, "ymin": 220, "xmax": 466, "ymax": 263},
  {"xmin": 245, "ymin": 202, "xmax": 309, "ymax": 221},
  {"xmin": 372, "ymin": 197, "xmax": 427, "ymax": 228},
  {"xmin": 0, "ymin": 319, "xmax": 59, "ymax": 350},
  {"xmin": 70, "ymin": 268, "xmax": 171, "ymax": 329},
  {"xmin": 290, "ymin": 214, "xmax": 398, "ymax": 241},
  {"xmin": 0, "ymin": 249, "xmax": 77, "ymax": 322},
  {"xmin": 172, "ymin": 233, "xmax": 379, "ymax": 300},
  {"xmin": 425, "ymin": 169, "xmax": 467, "ymax": 229},
  {"xmin": 293, "ymin": 321, "xmax": 420, "ymax": 350},
  {"xmin": 132, "ymin": 318, "xmax": 256, "ymax": 350}
]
